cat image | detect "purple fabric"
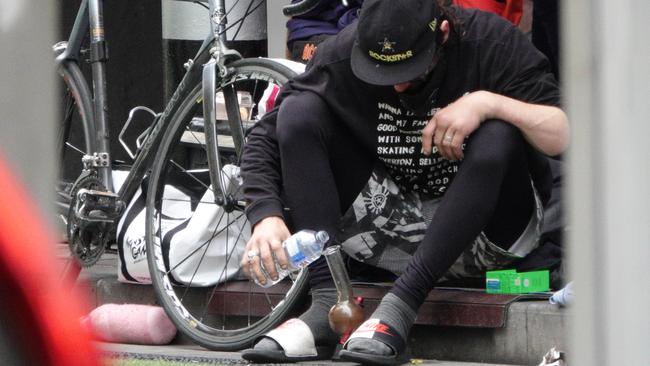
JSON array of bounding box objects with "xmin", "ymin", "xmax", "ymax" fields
[{"xmin": 286, "ymin": 0, "xmax": 362, "ymax": 44}]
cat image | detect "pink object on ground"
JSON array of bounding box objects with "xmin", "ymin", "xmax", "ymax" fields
[{"xmin": 83, "ymin": 304, "xmax": 177, "ymax": 345}]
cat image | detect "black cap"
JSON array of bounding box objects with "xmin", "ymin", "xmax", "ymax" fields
[{"xmin": 351, "ymin": 0, "xmax": 442, "ymax": 86}]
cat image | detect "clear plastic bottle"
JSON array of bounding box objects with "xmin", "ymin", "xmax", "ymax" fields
[{"xmin": 254, "ymin": 229, "xmax": 329, "ymax": 288}]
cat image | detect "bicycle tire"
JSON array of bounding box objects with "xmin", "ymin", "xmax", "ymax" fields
[
  {"xmin": 145, "ymin": 58, "xmax": 309, "ymax": 351},
  {"xmin": 56, "ymin": 64, "xmax": 93, "ymax": 236}
]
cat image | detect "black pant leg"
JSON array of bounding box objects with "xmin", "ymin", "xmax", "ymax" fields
[
  {"xmin": 391, "ymin": 120, "xmax": 535, "ymax": 310},
  {"xmin": 276, "ymin": 91, "xmax": 375, "ymax": 288}
]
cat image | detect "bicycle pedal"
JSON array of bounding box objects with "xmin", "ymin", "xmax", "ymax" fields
[{"xmin": 75, "ymin": 188, "xmax": 124, "ymax": 223}]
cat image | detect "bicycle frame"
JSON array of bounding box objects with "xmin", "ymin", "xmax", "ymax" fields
[{"xmin": 56, "ymin": 0, "xmax": 240, "ymax": 213}]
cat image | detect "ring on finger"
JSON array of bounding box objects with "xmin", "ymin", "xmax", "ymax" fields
[
  {"xmin": 443, "ymin": 134, "xmax": 453, "ymax": 145},
  {"xmin": 247, "ymin": 249, "xmax": 259, "ymax": 262}
]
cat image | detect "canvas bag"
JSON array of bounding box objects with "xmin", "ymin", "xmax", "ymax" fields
[
  {"xmin": 115, "ymin": 165, "xmax": 250, "ymax": 285},
  {"xmin": 111, "ymin": 60, "xmax": 305, "ymax": 285}
]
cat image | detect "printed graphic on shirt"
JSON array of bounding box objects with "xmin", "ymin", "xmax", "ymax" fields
[
  {"xmin": 338, "ymin": 168, "xmax": 544, "ymax": 279},
  {"xmin": 338, "ymin": 167, "xmax": 426, "ymax": 274},
  {"xmin": 363, "ymin": 183, "xmax": 389, "ymax": 214},
  {"xmin": 376, "ymin": 102, "xmax": 460, "ymax": 197}
]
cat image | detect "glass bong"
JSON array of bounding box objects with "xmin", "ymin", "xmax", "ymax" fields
[{"xmin": 324, "ymin": 245, "xmax": 364, "ymax": 342}]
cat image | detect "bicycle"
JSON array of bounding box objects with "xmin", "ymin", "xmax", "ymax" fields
[{"xmin": 55, "ymin": 0, "xmax": 324, "ymax": 351}]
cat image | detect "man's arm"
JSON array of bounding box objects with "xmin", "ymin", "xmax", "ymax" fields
[
  {"xmin": 241, "ymin": 107, "xmax": 285, "ymax": 225},
  {"xmin": 421, "ymin": 13, "xmax": 569, "ymax": 161},
  {"xmin": 484, "ymin": 90, "xmax": 569, "ymax": 156},
  {"xmin": 240, "ymin": 103, "xmax": 291, "ymax": 285},
  {"xmin": 421, "ymin": 90, "xmax": 569, "ymax": 161}
]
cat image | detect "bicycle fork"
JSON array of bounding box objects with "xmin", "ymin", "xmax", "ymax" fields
[
  {"xmin": 202, "ymin": 0, "xmax": 245, "ymax": 209},
  {"xmin": 201, "ymin": 59, "xmax": 227, "ymax": 206},
  {"xmin": 201, "ymin": 55, "xmax": 244, "ymax": 208}
]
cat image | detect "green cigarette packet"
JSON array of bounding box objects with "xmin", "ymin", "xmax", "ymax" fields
[{"xmin": 486, "ymin": 269, "xmax": 549, "ymax": 294}]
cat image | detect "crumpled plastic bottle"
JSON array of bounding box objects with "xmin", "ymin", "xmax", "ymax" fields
[{"xmin": 549, "ymin": 281, "xmax": 574, "ymax": 307}]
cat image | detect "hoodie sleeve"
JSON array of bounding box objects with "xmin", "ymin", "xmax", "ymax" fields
[{"xmin": 240, "ymin": 98, "xmax": 286, "ymax": 227}]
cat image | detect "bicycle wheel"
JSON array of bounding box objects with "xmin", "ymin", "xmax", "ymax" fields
[
  {"xmin": 56, "ymin": 65, "xmax": 92, "ymax": 238},
  {"xmin": 145, "ymin": 58, "xmax": 309, "ymax": 351}
]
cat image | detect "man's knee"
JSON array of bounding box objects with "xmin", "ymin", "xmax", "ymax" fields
[
  {"xmin": 465, "ymin": 119, "xmax": 526, "ymax": 169},
  {"xmin": 276, "ymin": 92, "xmax": 331, "ymax": 145}
]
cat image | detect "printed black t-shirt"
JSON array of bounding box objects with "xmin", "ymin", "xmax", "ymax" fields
[
  {"xmin": 241, "ymin": 7, "xmax": 561, "ymax": 224},
  {"xmin": 374, "ymin": 103, "xmax": 460, "ymax": 196}
]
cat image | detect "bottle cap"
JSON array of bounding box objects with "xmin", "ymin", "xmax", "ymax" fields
[{"xmin": 316, "ymin": 230, "xmax": 330, "ymax": 243}]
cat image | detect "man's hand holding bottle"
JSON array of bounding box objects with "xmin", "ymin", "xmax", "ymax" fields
[{"xmin": 241, "ymin": 216, "xmax": 291, "ymax": 286}]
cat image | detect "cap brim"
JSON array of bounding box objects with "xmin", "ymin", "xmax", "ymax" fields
[{"xmin": 351, "ymin": 40, "xmax": 438, "ymax": 86}]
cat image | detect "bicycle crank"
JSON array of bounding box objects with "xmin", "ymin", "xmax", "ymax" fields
[{"xmin": 67, "ymin": 173, "xmax": 122, "ymax": 267}]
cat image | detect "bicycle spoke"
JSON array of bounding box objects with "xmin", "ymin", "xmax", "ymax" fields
[
  {"xmin": 158, "ymin": 208, "xmax": 245, "ymax": 277},
  {"xmin": 221, "ymin": 0, "xmax": 265, "ymax": 39},
  {"xmin": 164, "ymin": 160, "xmax": 244, "ymax": 208},
  {"xmin": 197, "ymin": 212, "xmax": 246, "ymax": 320},
  {"xmin": 157, "ymin": 190, "xmax": 242, "ymax": 327},
  {"xmin": 158, "ymin": 196, "xmax": 215, "ymax": 205},
  {"xmin": 159, "ymin": 186, "xmax": 283, "ymax": 327},
  {"xmin": 248, "ymin": 278, "xmax": 253, "ymax": 327},
  {"xmin": 220, "ymin": 211, "xmax": 230, "ymax": 329},
  {"xmin": 176, "ymin": 126, "xmax": 235, "ymax": 199},
  {"xmin": 169, "ymin": 159, "xmax": 212, "ymax": 192},
  {"xmin": 162, "ymin": 206, "xmax": 248, "ymax": 328},
  {"xmin": 65, "ymin": 142, "xmax": 86, "ymax": 156},
  {"xmin": 223, "ymin": 0, "xmax": 243, "ymax": 19},
  {"xmin": 161, "ymin": 211, "xmax": 244, "ymax": 281},
  {"xmin": 177, "ymin": 207, "xmax": 228, "ymax": 299},
  {"xmin": 231, "ymin": 0, "xmax": 256, "ymax": 41}
]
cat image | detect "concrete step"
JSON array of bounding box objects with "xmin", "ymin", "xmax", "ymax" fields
[{"xmin": 73, "ymin": 251, "xmax": 567, "ymax": 365}]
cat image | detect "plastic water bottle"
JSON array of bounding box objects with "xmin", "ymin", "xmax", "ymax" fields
[
  {"xmin": 549, "ymin": 281, "xmax": 574, "ymax": 307},
  {"xmin": 254, "ymin": 230, "xmax": 329, "ymax": 288}
]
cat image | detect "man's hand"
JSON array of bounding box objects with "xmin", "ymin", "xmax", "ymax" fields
[
  {"xmin": 241, "ymin": 216, "xmax": 291, "ymax": 286},
  {"xmin": 422, "ymin": 91, "xmax": 492, "ymax": 161}
]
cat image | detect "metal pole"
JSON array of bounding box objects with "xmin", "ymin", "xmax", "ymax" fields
[
  {"xmin": 0, "ymin": 2, "xmax": 56, "ymax": 217},
  {"xmin": 566, "ymin": 0, "xmax": 650, "ymax": 364},
  {"xmin": 266, "ymin": 0, "xmax": 291, "ymax": 58}
]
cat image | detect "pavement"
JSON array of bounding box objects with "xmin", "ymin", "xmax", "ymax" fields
[
  {"xmin": 66, "ymin": 247, "xmax": 567, "ymax": 366},
  {"xmin": 98, "ymin": 343, "xmax": 520, "ymax": 365}
]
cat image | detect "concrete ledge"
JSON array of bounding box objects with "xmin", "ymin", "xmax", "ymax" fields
[
  {"xmin": 78, "ymin": 269, "xmax": 566, "ymax": 365},
  {"xmin": 409, "ymin": 302, "xmax": 567, "ymax": 365}
]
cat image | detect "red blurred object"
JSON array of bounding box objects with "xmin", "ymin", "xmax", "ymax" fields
[
  {"xmin": 0, "ymin": 154, "xmax": 100, "ymax": 365},
  {"xmin": 454, "ymin": 0, "xmax": 523, "ymax": 25}
]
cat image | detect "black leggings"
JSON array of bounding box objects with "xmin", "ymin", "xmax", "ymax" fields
[{"xmin": 276, "ymin": 92, "xmax": 534, "ymax": 311}]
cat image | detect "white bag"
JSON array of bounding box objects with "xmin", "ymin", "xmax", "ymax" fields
[{"xmin": 115, "ymin": 165, "xmax": 250, "ymax": 285}]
